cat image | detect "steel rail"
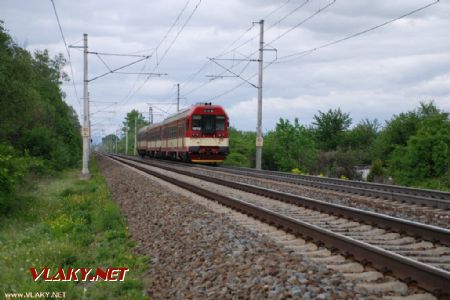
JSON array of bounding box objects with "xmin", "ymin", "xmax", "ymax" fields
[
  {"xmin": 112, "ymin": 154, "xmax": 450, "ymax": 247},
  {"xmin": 118, "ymin": 154, "xmax": 450, "ymax": 209},
  {"xmin": 218, "ymin": 165, "xmax": 450, "ymax": 209},
  {"xmin": 105, "ymin": 154, "xmax": 450, "ymax": 296}
]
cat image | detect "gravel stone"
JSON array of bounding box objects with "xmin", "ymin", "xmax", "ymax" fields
[
  {"xmin": 97, "ymin": 156, "xmax": 365, "ymax": 299},
  {"xmin": 188, "ymin": 167, "xmax": 449, "ymax": 228}
]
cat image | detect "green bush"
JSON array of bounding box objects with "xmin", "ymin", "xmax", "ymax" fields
[
  {"xmin": 0, "ymin": 143, "xmax": 42, "ymax": 213},
  {"xmin": 367, "ymin": 159, "xmax": 385, "ymax": 182},
  {"xmin": 0, "ymin": 159, "xmax": 148, "ymax": 298},
  {"xmin": 0, "ymin": 22, "xmax": 83, "ymax": 216},
  {"xmin": 388, "ymin": 110, "xmax": 450, "ymax": 190},
  {"xmin": 223, "ymin": 152, "xmax": 251, "ymax": 167}
]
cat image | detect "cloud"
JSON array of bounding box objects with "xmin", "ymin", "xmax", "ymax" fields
[{"xmin": 1, "ymin": 0, "xmax": 448, "ymax": 140}]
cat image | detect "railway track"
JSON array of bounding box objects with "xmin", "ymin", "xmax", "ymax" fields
[
  {"xmin": 123, "ymin": 155, "xmax": 450, "ymax": 228},
  {"xmin": 126, "ymin": 154, "xmax": 450, "ymax": 210},
  {"xmin": 106, "ymin": 154, "xmax": 450, "ymax": 297},
  {"xmin": 189, "ymin": 165, "xmax": 450, "ymax": 210},
  {"xmin": 132, "ymin": 155, "xmax": 450, "ymax": 209}
]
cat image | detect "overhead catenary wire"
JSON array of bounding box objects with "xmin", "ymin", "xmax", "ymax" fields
[
  {"xmin": 154, "ymin": 0, "xmax": 202, "ymax": 70},
  {"xmin": 121, "ymin": 0, "xmax": 203, "ymax": 107},
  {"xmin": 262, "ymin": 0, "xmax": 293, "ymax": 20},
  {"xmin": 266, "ymin": 0, "xmax": 336, "ymax": 47},
  {"xmin": 178, "ymin": 0, "xmax": 303, "ymax": 95},
  {"xmin": 88, "ymin": 51, "xmax": 150, "ymax": 58},
  {"xmin": 49, "ymin": 0, "xmax": 81, "ymax": 111},
  {"xmin": 175, "ymin": 24, "xmax": 255, "ymax": 92},
  {"xmin": 184, "ymin": 0, "xmax": 330, "ymax": 99},
  {"xmin": 276, "ymin": 0, "xmax": 441, "ymax": 63},
  {"xmin": 214, "ymin": 0, "xmax": 311, "ymax": 60},
  {"xmin": 207, "ymin": 60, "xmax": 277, "ymax": 102},
  {"xmin": 154, "ymin": 0, "xmax": 192, "ymax": 61},
  {"xmin": 88, "ymin": 55, "xmax": 151, "ymax": 82},
  {"xmin": 95, "ymin": 53, "xmax": 112, "ymax": 72},
  {"xmin": 206, "ymin": 0, "xmax": 440, "ymax": 102},
  {"xmin": 116, "ymin": 0, "xmax": 193, "ymax": 111}
]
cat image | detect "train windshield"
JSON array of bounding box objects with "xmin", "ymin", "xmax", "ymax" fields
[
  {"xmin": 192, "ymin": 115, "xmax": 226, "ymax": 133},
  {"xmin": 216, "ymin": 116, "xmax": 225, "ymax": 131},
  {"xmin": 192, "ymin": 115, "xmax": 202, "ymax": 131}
]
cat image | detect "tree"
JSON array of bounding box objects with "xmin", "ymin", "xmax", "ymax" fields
[
  {"xmin": 378, "ymin": 101, "xmax": 450, "ymax": 190},
  {"xmin": 312, "ymin": 108, "xmax": 352, "ymax": 151},
  {"xmin": 0, "ymin": 21, "xmax": 82, "ymax": 212},
  {"xmin": 0, "ymin": 22, "xmax": 81, "ymax": 170},
  {"xmin": 102, "ymin": 134, "xmax": 119, "ymax": 153},
  {"xmin": 342, "ymin": 119, "xmax": 380, "ymax": 164},
  {"xmin": 266, "ymin": 118, "xmax": 316, "ymax": 172},
  {"xmin": 223, "ymin": 127, "xmax": 255, "ymax": 167},
  {"xmin": 262, "ymin": 131, "xmax": 278, "ymax": 170},
  {"xmin": 344, "ymin": 119, "xmax": 380, "ymax": 150},
  {"xmin": 121, "ymin": 110, "xmax": 149, "ymax": 154},
  {"xmin": 372, "ymin": 111, "xmax": 420, "ymax": 159},
  {"xmin": 389, "ymin": 112, "xmax": 450, "ymax": 189},
  {"xmin": 372, "ymin": 101, "xmax": 441, "ymax": 160}
]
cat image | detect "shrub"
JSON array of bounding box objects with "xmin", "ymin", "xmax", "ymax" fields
[
  {"xmin": 291, "ymin": 168, "xmax": 302, "ymax": 175},
  {"xmin": 367, "ymin": 159, "xmax": 385, "ymax": 183},
  {"xmin": 0, "ymin": 143, "xmax": 42, "ymax": 213}
]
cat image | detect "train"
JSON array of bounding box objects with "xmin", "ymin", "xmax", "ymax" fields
[{"xmin": 136, "ymin": 103, "xmax": 229, "ymax": 163}]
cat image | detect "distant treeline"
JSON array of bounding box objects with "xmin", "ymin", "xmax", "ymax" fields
[
  {"xmin": 0, "ymin": 22, "xmax": 82, "ymax": 213},
  {"xmin": 100, "ymin": 110, "xmax": 149, "ymax": 155},
  {"xmin": 225, "ymin": 102, "xmax": 450, "ymax": 191}
]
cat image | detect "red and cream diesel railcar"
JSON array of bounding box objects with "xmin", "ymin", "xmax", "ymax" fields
[{"xmin": 137, "ymin": 103, "xmax": 229, "ymax": 163}]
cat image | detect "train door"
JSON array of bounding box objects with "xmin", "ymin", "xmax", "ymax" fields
[
  {"xmin": 176, "ymin": 121, "xmax": 179, "ymax": 150},
  {"xmin": 180, "ymin": 122, "xmax": 184, "ymax": 148},
  {"xmin": 177, "ymin": 121, "xmax": 182, "ymax": 150},
  {"xmin": 146, "ymin": 128, "xmax": 149, "ymax": 152},
  {"xmin": 159, "ymin": 127, "xmax": 163, "ymax": 153}
]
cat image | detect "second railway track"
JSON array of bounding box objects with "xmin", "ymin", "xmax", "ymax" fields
[
  {"xmin": 130, "ymin": 155, "xmax": 449, "ymax": 228},
  {"xmin": 106, "ymin": 154, "xmax": 450, "ymax": 297},
  {"xmin": 129, "ymin": 155, "xmax": 450, "ymax": 210},
  {"xmin": 218, "ymin": 165, "xmax": 450, "ymax": 210}
]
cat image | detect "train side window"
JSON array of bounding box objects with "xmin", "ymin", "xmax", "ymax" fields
[
  {"xmin": 192, "ymin": 115, "xmax": 202, "ymax": 131},
  {"xmin": 216, "ymin": 116, "xmax": 225, "ymax": 131}
]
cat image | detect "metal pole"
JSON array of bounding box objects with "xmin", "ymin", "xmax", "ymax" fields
[
  {"xmin": 125, "ymin": 128, "xmax": 128, "ymax": 155},
  {"xmin": 255, "ymin": 20, "xmax": 264, "ymax": 170},
  {"xmin": 148, "ymin": 105, "xmax": 152, "ymax": 124},
  {"xmin": 149, "ymin": 107, "xmax": 153, "ymax": 124},
  {"xmin": 81, "ymin": 33, "xmax": 90, "ymax": 178},
  {"xmin": 177, "ymin": 83, "xmax": 180, "ymax": 112},
  {"xmin": 134, "ymin": 118, "xmax": 137, "ymax": 155},
  {"xmin": 115, "ymin": 131, "xmax": 118, "ymax": 154}
]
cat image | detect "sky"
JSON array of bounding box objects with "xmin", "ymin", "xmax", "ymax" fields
[{"xmin": 1, "ymin": 0, "xmax": 449, "ymax": 142}]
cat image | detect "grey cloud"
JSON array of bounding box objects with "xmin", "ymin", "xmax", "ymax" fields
[{"xmin": 1, "ymin": 0, "xmax": 448, "ymax": 140}]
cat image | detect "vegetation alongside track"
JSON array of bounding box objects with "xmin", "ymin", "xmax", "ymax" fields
[
  {"xmin": 0, "ymin": 22, "xmax": 148, "ymax": 298},
  {"xmin": 225, "ymin": 102, "xmax": 450, "ymax": 191},
  {"xmin": 0, "ymin": 158, "xmax": 147, "ymax": 299},
  {"xmin": 0, "ymin": 22, "xmax": 82, "ymax": 213}
]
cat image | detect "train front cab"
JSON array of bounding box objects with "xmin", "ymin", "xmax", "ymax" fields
[{"xmin": 186, "ymin": 104, "xmax": 229, "ymax": 163}]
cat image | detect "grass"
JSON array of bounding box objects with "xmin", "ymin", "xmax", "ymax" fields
[{"xmin": 0, "ymin": 157, "xmax": 148, "ymax": 299}]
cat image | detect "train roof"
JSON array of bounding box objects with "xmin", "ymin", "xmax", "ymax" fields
[{"xmin": 138, "ymin": 103, "xmax": 226, "ymax": 133}]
